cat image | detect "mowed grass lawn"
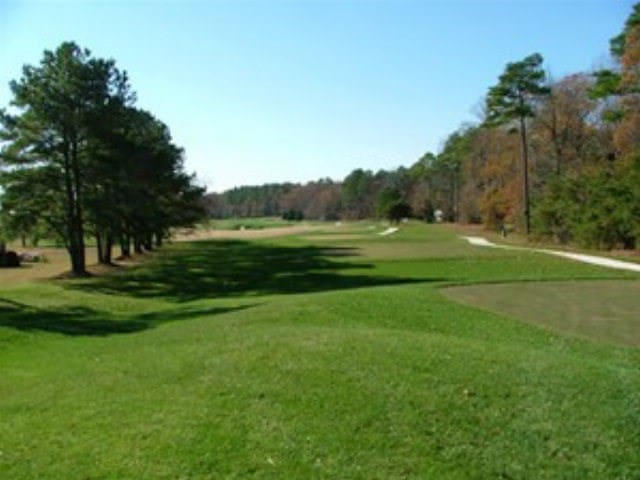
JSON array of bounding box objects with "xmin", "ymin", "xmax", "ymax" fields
[{"xmin": 1, "ymin": 223, "xmax": 639, "ymax": 479}]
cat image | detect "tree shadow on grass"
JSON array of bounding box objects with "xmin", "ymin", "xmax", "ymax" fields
[
  {"xmin": 0, "ymin": 297, "xmax": 254, "ymax": 336},
  {"xmin": 69, "ymin": 240, "xmax": 437, "ymax": 302}
]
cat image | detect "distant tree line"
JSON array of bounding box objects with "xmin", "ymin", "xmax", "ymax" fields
[
  {"xmin": 205, "ymin": 3, "xmax": 640, "ymax": 249},
  {"xmin": 0, "ymin": 43, "xmax": 204, "ymax": 274},
  {"xmin": 204, "ymin": 179, "xmax": 342, "ymax": 221}
]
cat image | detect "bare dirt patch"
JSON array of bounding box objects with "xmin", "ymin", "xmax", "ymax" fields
[
  {"xmin": 1, "ymin": 247, "xmax": 97, "ymax": 286},
  {"xmin": 174, "ymin": 224, "xmax": 319, "ymax": 241},
  {"xmin": 300, "ymin": 234, "xmax": 368, "ymax": 242},
  {"xmin": 0, "ymin": 247, "xmax": 150, "ymax": 287}
]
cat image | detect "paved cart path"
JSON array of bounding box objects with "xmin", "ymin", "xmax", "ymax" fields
[{"xmin": 461, "ymin": 236, "xmax": 640, "ymax": 273}]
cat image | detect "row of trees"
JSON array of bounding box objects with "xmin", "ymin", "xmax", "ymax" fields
[
  {"xmin": 205, "ymin": 183, "xmax": 297, "ymax": 218},
  {"xmin": 205, "ymin": 3, "xmax": 640, "ymax": 248},
  {"xmin": 0, "ymin": 43, "xmax": 204, "ymax": 274},
  {"xmin": 205, "ymin": 179, "xmax": 342, "ymax": 221},
  {"xmin": 205, "ymin": 167, "xmax": 428, "ymax": 223}
]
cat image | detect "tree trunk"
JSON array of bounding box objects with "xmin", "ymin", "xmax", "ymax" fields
[
  {"xmin": 519, "ymin": 117, "xmax": 531, "ymax": 235},
  {"xmin": 144, "ymin": 235, "xmax": 153, "ymax": 251},
  {"xmin": 555, "ymin": 143, "xmax": 563, "ymax": 176},
  {"xmin": 155, "ymin": 231, "xmax": 163, "ymax": 248},
  {"xmin": 64, "ymin": 167, "xmax": 86, "ymax": 275},
  {"xmin": 70, "ymin": 139, "xmax": 86, "ymax": 274},
  {"xmin": 120, "ymin": 235, "xmax": 131, "ymax": 258},
  {"xmin": 70, "ymin": 223, "xmax": 86, "ymax": 275},
  {"xmin": 62, "ymin": 137, "xmax": 87, "ymax": 276},
  {"xmin": 453, "ymin": 175, "xmax": 459, "ymax": 222},
  {"xmin": 134, "ymin": 238, "xmax": 143, "ymax": 254},
  {"xmin": 68, "ymin": 239, "xmax": 86, "ymax": 276},
  {"xmin": 97, "ymin": 233, "xmax": 104, "ymax": 264},
  {"xmin": 104, "ymin": 234, "xmax": 113, "ymax": 264},
  {"xmin": 97, "ymin": 231, "xmax": 113, "ymax": 264}
]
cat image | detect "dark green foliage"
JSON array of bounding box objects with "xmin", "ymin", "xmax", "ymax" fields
[
  {"xmin": 386, "ymin": 201, "xmax": 411, "ymax": 223},
  {"xmin": 607, "ymin": 3, "xmax": 640, "ymax": 60},
  {"xmin": 607, "ymin": 4, "xmax": 639, "ymax": 73},
  {"xmin": 375, "ymin": 187, "xmax": 411, "ymax": 222},
  {"xmin": 0, "ymin": 42, "xmax": 131, "ymax": 274},
  {"xmin": 589, "ymin": 70, "xmax": 622, "ymax": 99},
  {"xmin": 0, "ymin": 169, "xmax": 56, "ymax": 247},
  {"xmin": 341, "ymin": 168, "xmax": 376, "ymax": 218},
  {"xmin": 590, "ymin": 4, "xmax": 640, "ymax": 103},
  {"xmin": 375, "ymin": 187, "xmax": 402, "ymax": 216},
  {"xmin": 282, "ymin": 210, "xmax": 304, "ymax": 221},
  {"xmin": 422, "ymin": 129, "xmax": 473, "ymax": 221},
  {"xmin": 485, "ymin": 53, "xmax": 549, "ymax": 125},
  {"xmin": 532, "ymin": 175, "xmax": 580, "ymax": 244},
  {"xmin": 533, "ymin": 157, "xmax": 640, "ymax": 248},
  {"xmin": 0, "ymin": 42, "xmax": 204, "ymax": 272}
]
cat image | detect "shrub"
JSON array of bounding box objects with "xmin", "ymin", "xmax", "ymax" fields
[
  {"xmin": 282, "ymin": 210, "xmax": 304, "ymax": 221},
  {"xmin": 533, "ymin": 157, "xmax": 640, "ymax": 249},
  {"xmin": 0, "ymin": 251, "xmax": 20, "ymax": 268},
  {"xmin": 387, "ymin": 201, "xmax": 412, "ymax": 223}
]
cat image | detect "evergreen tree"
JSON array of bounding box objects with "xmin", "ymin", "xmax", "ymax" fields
[
  {"xmin": 486, "ymin": 53, "xmax": 550, "ymax": 234},
  {"xmin": 0, "ymin": 42, "xmax": 131, "ymax": 275}
]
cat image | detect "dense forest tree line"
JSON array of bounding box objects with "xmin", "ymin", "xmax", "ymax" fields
[
  {"xmin": 0, "ymin": 43, "xmax": 204, "ymax": 274},
  {"xmin": 205, "ymin": 4, "xmax": 640, "ymax": 249},
  {"xmin": 205, "ymin": 179, "xmax": 342, "ymax": 221},
  {"xmin": 205, "ymin": 183, "xmax": 296, "ymax": 218}
]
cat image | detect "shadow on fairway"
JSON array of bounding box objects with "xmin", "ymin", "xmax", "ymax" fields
[
  {"xmin": 70, "ymin": 240, "xmax": 434, "ymax": 302},
  {"xmin": 0, "ymin": 297, "xmax": 254, "ymax": 336}
]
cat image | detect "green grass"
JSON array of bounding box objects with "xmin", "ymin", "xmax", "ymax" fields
[
  {"xmin": 1, "ymin": 223, "xmax": 639, "ymax": 479},
  {"xmin": 442, "ymin": 280, "xmax": 640, "ymax": 347}
]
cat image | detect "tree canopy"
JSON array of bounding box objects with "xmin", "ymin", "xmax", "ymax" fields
[{"xmin": 0, "ymin": 42, "xmax": 204, "ymax": 274}]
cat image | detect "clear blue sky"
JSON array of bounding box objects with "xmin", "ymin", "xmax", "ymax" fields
[{"xmin": 0, "ymin": 1, "xmax": 634, "ymax": 192}]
